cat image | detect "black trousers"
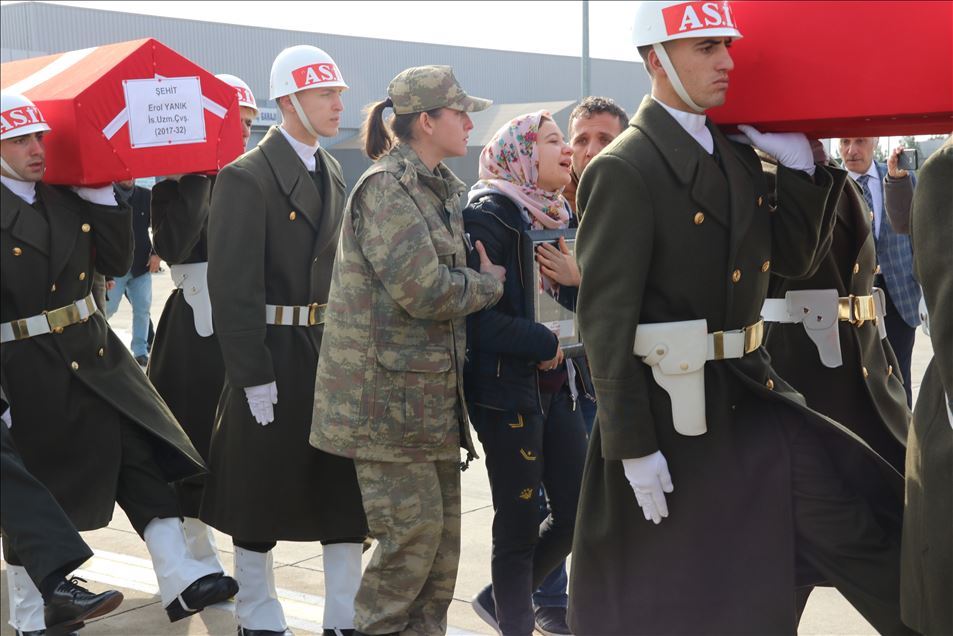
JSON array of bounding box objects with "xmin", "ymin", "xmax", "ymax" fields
[
  {"xmin": 3, "ymin": 419, "xmax": 181, "ymax": 570},
  {"xmin": 0, "ymin": 425, "xmax": 93, "ymax": 588},
  {"xmin": 471, "ymin": 388, "xmax": 588, "ymax": 636},
  {"xmin": 880, "ymin": 278, "xmax": 916, "ymax": 407}
]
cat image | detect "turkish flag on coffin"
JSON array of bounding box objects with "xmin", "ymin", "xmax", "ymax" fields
[
  {"xmin": 706, "ymin": 0, "xmax": 953, "ymax": 137},
  {"xmin": 1, "ymin": 38, "xmax": 245, "ymax": 186}
]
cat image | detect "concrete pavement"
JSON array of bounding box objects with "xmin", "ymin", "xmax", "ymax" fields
[{"xmin": 2, "ymin": 269, "xmax": 935, "ymax": 635}]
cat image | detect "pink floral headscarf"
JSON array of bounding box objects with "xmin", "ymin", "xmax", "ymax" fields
[{"xmin": 470, "ymin": 110, "xmax": 570, "ymax": 230}]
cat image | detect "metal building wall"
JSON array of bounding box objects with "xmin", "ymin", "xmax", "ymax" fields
[{"xmin": 1, "ymin": 1, "xmax": 651, "ymax": 137}]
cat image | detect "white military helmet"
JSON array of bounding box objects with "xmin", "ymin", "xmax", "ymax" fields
[
  {"xmin": 216, "ymin": 73, "xmax": 258, "ymax": 114},
  {"xmin": 1, "ymin": 92, "xmax": 51, "ymax": 141},
  {"xmin": 269, "ymin": 45, "xmax": 347, "ymax": 138},
  {"xmin": 632, "ymin": 1, "xmax": 743, "ymax": 112}
]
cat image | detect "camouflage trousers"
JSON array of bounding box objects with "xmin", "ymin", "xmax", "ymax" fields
[{"xmin": 353, "ymin": 459, "xmax": 461, "ymax": 636}]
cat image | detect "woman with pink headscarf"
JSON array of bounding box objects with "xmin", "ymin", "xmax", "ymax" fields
[{"xmin": 462, "ymin": 111, "xmax": 588, "ymax": 636}]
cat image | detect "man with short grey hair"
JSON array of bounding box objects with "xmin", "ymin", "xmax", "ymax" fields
[{"xmin": 839, "ymin": 137, "xmax": 920, "ymax": 406}]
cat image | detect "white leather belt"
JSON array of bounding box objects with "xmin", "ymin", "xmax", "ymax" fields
[
  {"xmin": 761, "ymin": 288, "xmax": 887, "ymax": 369},
  {"xmin": 265, "ymin": 303, "xmax": 326, "ymax": 326},
  {"xmin": 1, "ymin": 294, "xmax": 97, "ymax": 343},
  {"xmin": 633, "ymin": 318, "xmax": 763, "ymax": 437}
]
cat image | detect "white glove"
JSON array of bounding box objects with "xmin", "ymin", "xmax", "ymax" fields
[
  {"xmin": 730, "ymin": 125, "xmax": 815, "ymax": 176},
  {"xmin": 244, "ymin": 381, "xmax": 278, "ymax": 426},
  {"xmin": 622, "ymin": 451, "xmax": 674, "ymax": 525},
  {"xmin": 1, "ymin": 408, "xmax": 11, "ymax": 429},
  {"xmin": 71, "ymin": 185, "xmax": 118, "ymax": 206}
]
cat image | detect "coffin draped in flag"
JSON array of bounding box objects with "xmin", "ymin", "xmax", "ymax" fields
[
  {"xmin": 1, "ymin": 38, "xmax": 244, "ymax": 185},
  {"xmin": 706, "ymin": 0, "xmax": 953, "ymax": 137}
]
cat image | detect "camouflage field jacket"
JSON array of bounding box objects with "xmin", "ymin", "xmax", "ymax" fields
[{"xmin": 310, "ymin": 143, "xmax": 503, "ymax": 463}]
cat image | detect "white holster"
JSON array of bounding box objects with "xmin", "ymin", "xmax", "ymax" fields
[
  {"xmin": 170, "ymin": 262, "xmax": 213, "ymax": 337},
  {"xmin": 633, "ymin": 319, "xmax": 709, "ymax": 436},
  {"xmin": 762, "ymin": 289, "xmax": 843, "ymax": 368}
]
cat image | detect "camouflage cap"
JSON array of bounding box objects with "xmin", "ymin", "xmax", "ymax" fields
[{"xmin": 387, "ymin": 65, "xmax": 492, "ymax": 115}]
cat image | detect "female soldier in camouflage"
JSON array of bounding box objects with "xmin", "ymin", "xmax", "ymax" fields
[{"xmin": 310, "ymin": 66, "xmax": 504, "ymax": 636}]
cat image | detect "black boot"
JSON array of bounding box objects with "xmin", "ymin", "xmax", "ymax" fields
[
  {"xmin": 42, "ymin": 576, "xmax": 123, "ymax": 636},
  {"xmin": 238, "ymin": 626, "xmax": 294, "ymax": 635},
  {"xmin": 165, "ymin": 572, "xmax": 239, "ymax": 622}
]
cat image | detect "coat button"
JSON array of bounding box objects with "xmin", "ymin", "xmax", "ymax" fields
[
  {"xmin": 81, "ymin": 223, "xmax": 91, "ymax": 233},
  {"xmin": 51, "ymin": 283, "xmax": 57, "ymax": 292},
  {"xmin": 289, "ymin": 211, "xmax": 297, "ymax": 221},
  {"xmin": 731, "ymin": 269, "xmax": 742, "ymax": 283},
  {"xmin": 887, "ymin": 365, "xmax": 893, "ymax": 376},
  {"xmin": 761, "ymin": 260, "xmax": 771, "ymax": 273},
  {"xmin": 693, "ymin": 211, "xmax": 705, "ymax": 225},
  {"xmin": 874, "ymin": 264, "xmax": 881, "ymax": 275},
  {"xmin": 862, "ymin": 366, "xmax": 869, "ymax": 378},
  {"xmin": 98, "ymin": 347, "xmax": 105, "ymax": 357},
  {"xmin": 852, "ymin": 263, "xmax": 860, "ymax": 275},
  {"xmin": 78, "ymin": 272, "xmax": 86, "ymax": 281},
  {"xmin": 70, "ymin": 361, "xmax": 79, "ymax": 371},
  {"xmin": 53, "ymin": 327, "xmax": 64, "ymax": 334},
  {"xmin": 679, "ymin": 362, "xmax": 689, "ymax": 371},
  {"xmin": 869, "ymin": 211, "xmax": 874, "ymax": 222},
  {"xmin": 765, "ymin": 378, "xmax": 774, "ymax": 390},
  {"xmin": 757, "ymin": 196, "xmax": 764, "ymax": 206},
  {"xmin": 12, "ymin": 246, "xmax": 22, "ymax": 256}
]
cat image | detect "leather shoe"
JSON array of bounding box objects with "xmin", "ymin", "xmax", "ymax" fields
[
  {"xmin": 166, "ymin": 572, "xmax": 239, "ymax": 622},
  {"xmin": 238, "ymin": 627, "xmax": 294, "ymax": 635},
  {"xmin": 16, "ymin": 630, "xmax": 80, "ymax": 636},
  {"xmin": 323, "ymin": 630, "xmax": 354, "ymax": 636},
  {"xmin": 43, "ymin": 576, "xmax": 123, "ymax": 636}
]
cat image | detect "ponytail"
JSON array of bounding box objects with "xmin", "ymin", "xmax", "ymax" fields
[
  {"xmin": 362, "ymin": 98, "xmax": 395, "ymax": 160},
  {"xmin": 360, "ymin": 97, "xmax": 445, "ymax": 160}
]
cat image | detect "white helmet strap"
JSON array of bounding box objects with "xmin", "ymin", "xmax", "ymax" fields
[
  {"xmin": 652, "ymin": 42, "xmax": 705, "ymax": 114},
  {"xmin": 0, "ymin": 156, "xmax": 26, "ymax": 181},
  {"xmin": 289, "ymin": 92, "xmax": 319, "ymax": 139}
]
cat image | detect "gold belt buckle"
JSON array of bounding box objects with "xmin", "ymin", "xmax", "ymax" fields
[
  {"xmin": 853, "ymin": 295, "xmax": 876, "ymax": 323},
  {"xmin": 837, "ymin": 297, "xmax": 853, "ymax": 322},
  {"xmin": 308, "ymin": 303, "xmax": 326, "ymax": 326},
  {"xmin": 744, "ymin": 319, "xmax": 764, "ymax": 354},
  {"xmin": 10, "ymin": 319, "xmax": 30, "ymax": 340},
  {"xmin": 46, "ymin": 303, "xmax": 81, "ymax": 332}
]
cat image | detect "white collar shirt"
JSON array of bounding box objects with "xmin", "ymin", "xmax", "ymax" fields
[
  {"xmin": 278, "ymin": 125, "xmax": 320, "ymax": 172},
  {"xmin": 1, "ymin": 175, "xmax": 37, "ymax": 205},
  {"xmin": 652, "ymin": 95, "xmax": 714, "ymax": 155}
]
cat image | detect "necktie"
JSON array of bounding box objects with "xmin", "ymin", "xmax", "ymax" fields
[{"xmin": 857, "ymin": 174, "xmax": 875, "ymax": 213}]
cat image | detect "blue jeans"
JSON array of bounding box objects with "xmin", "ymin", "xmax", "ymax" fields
[
  {"xmin": 105, "ymin": 271, "xmax": 152, "ymax": 357},
  {"xmin": 533, "ymin": 394, "xmax": 595, "ymax": 609}
]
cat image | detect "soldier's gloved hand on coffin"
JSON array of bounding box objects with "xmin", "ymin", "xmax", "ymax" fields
[
  {"xmin": 71, "ymin": 185, "xmax": 118, "ymax": 206},
  {"xmin": 730, "ymin": 125, "xmax": 815, "ymax": 176},
  {"xmin": 622, "ymin": 450, "xmax": 674, "ymax": 525},
  {"xmin": 244, "ymin": 381, "xmax": 278, "ymax": 426}
]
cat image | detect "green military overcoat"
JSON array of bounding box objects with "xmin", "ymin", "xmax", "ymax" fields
[
  {"xmin": 567, "ymin": 97, "xmax": 901, "ymax": 635},
  {"xmin": 310, "ymin": 143, "xmax": 502, "ymax": 464},
  {"xmin": 0, "ymin": 183, "xmax": 204, "ymax": 530},
  {"xmin": 201, "ymin": 127, "xmax": 367, "ymax": 541},
  {"xmin": 147, "ymin": 174, "xmax": 226, "ymax": 516},
  {"xmin": 901, "ymin": 136, "xmax": 952, "ymax": 635},
  {"xmin": 763, "ymin": 157, "xmax": 910, "ymax": 472}
]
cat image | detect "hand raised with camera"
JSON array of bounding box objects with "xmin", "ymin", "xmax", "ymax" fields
[
  {"xmin": 887, "ymin": 144, "xmax": 909, "ymax": 179},
  {"xmin": 475, "ymin": 240, "xmax": 506, "ymax": 284},
  {"xmin": 536, "ymin": 237, "xmax": 581, "ymax": 287}
]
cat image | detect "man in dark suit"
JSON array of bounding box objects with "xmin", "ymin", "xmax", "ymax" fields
[{"xmin": 839, "ymin": 137, "xmax": 920, "ymax": 406}]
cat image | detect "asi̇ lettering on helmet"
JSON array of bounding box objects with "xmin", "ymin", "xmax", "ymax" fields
[
  {"xmin": 216, "ymin": 73, "xmax": 258, "ymax": 114},
  {"xmin": 0, "ymin": 92, "xmax": 52, "ymax": 141},
  {"xmin": 632, "ymin": 1, "xmax": 742, "ymax": 113},
  {"xmin": 269, "ymin": 45, "xmax": 348, "ymax": 100},
  {"xmin": 633, "ymin": 1, "xmax": 743, "ymax": 47}
]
